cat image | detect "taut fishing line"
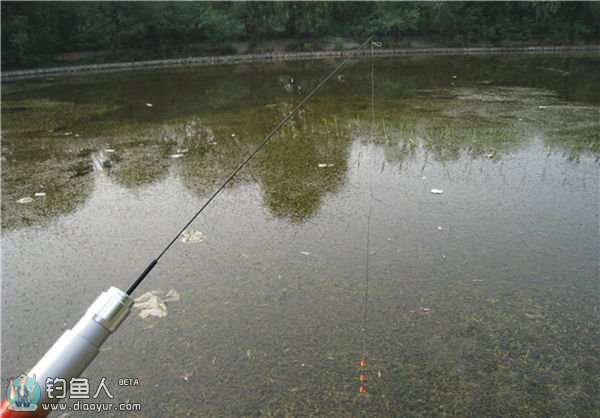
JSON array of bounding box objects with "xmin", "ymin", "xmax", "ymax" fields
[
  {"xmin": 358, "ymin": 39, "xmax": 382, "ymax": 395},
  {"xmin": 358, "ymin": 208, "xmax": 372, "ymax": 394},
  {"xmin": 126, "ymin": 35, "xmax": 375, "ymax": 296}
]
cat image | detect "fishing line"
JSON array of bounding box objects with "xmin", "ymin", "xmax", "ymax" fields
[
  {"xmin": 126, "ymin": 35, "xmax": 375, "ymax": 296},
  {"xmin": 358, "ymin": 208, "xmax": 372, "ymax": 394},
  {"xmin": 358, "ymin": 40, "xmax": 381, "ymax": 394}
]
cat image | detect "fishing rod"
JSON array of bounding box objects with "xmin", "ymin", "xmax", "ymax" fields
[{"xmin": 0, "ymin": 35, "xmax": 374, "ymax": 417}]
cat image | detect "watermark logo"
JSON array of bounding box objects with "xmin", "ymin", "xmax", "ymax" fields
[
  {"xmin": 4, "ymin": 374, "xmax": 141, "ymax": 413},
  {"xmin": 5, "ymin": 373, "xmax": 41, "ymax": 411}
]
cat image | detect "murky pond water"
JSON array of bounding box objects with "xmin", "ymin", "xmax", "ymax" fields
[{"xmin": 2, "ymin": 53, "xmax": 599, "ymax": 417}]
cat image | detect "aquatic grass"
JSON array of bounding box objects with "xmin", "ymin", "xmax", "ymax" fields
[
  {"xmin": 2, "ymin": 57, "xmax": 599, "ymax": 416},
  {"xmin": 1, "ymin": 98, "xmax": 119, "ymax": 134},
  {"xmin": 1, "ymin": 153, "xmax": 95, "ymax": 229},
  {"xmin": 106, "ymin": 143, "xmax": 172, "ymax": 189},
  {"xmin": 333, "ymin": 115, "xmax": 340, "ymax": 138},
  {"xmin": 322, "ymin": 117, "xmax": 330, "ymax": 136},
  {"xmin": 3, "ymin": 78, "xmax": 596, "ymax": 230},
  {"xmin": 336, "ymin": 89, "xmax": 541, "ymax": 161},
  {"xmin": 540, "ymin": 108, "xmax": 600, "ymax": 159}
]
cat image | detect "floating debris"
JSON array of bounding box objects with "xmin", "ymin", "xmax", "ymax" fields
[
  {"xmin": 164, "ymin": 289, "xmax": 181, "ymax": 302},
  {"xmin": 318, "ymin": 163, "xmax": 334, "ymax": 168},
  {"xmin": 34, "ymin": 192, "xmax": 46, "ymax": 197},
  {"xmin": 181, "ymin": 230, "xmax": 205, "ymax": 243},
  {"xmin": 17, "ymin": 197, "xmax": 33, "ymax": 204},
  {"xmin": 246, "ymin": 349, "xmax": 252, "ymax": 359},
  {"xmin": 437, "ymin": 226, "xmax": 444, "ymax": 231},
  {"xmin": 181, "ymin": 372, "xmax": 192, "ymax": 382},
  {"xmin": 486, "ymin": 153, "xmax": 495, "ymax": 159},
  {"xmin": 524, "ymin": 313, "xmax": 536, "ymax": 319},
  {"xmin": 420, "ymin": 307, "xmax": 434, "ymax": 316},
  {"xmin": 536, "ymin": 66, "xmax": 570, "ymax": 76},
  {"xmin": 133, "ymin": 289, "xmax": 180, "ymax": 319},
  {"xmin": 146, "ymin": 103, "xmax": 153, "ymax": 107},
  {"xmin": 105, "ymin": 149, "xmax": 115, "ymax": 153},
  {"xmin": 133, "ymin": 293, "xmax": 167, "ymax": 319},
  {"xmin": 169, "ymin": 148, "xmax": 189, "ymax": 159},
  {"xmin": 300, "ymin": 251, "xmax": 311, "ymax": 256},
  {"xmin": 431, "ymin": 188, "xmax": 444, "ymax": 194}
]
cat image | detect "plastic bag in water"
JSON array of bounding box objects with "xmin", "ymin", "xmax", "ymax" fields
[{"xmin": 133, "ymin": 289, "xmax": 180, "ymax": 319}]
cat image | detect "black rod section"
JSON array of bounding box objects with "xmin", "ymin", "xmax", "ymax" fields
[
  {"xmin": 126, "ymin": 259, "xmax": 157, "ymax": 295},
  {"xmin": 126, "ymin": 35, "xmax": 375, "ymax": 296}
]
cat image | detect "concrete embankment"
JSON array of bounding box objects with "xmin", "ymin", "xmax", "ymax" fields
[{"xmin": 2, "ymin": 45, "xmax": 598, "ymax": 82}]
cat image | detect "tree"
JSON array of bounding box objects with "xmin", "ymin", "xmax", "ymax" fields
[{"xmin": 1, "ymin": 2, "xmax": 599, "ymax": 69}]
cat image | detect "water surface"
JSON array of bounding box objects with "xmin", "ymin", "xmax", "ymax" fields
[{"xmin": 2, "ymin": 53, "xmax": 599, "ymax": 416}]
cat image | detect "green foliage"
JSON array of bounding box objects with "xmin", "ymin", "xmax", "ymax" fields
[
  {"xmin": 8, "ymin": 15, "xmax": 29, "ymax": 64},
  {"xmin": 366, "ymin": 3, "xmax": 421, "ymax": 37},
  {"xmin": 2, "ymin": 1, "xmax": 599, "ymax": 68}
]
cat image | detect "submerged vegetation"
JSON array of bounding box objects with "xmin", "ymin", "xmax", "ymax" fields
[
  {"xmin": 2, "ymin": 1, "xmax": 600, "ymax": 69},
  {"xmin": 1, "ymin": 50, "xmax": 598, "ymax": 416},
  {"xmin": 2, "ymin": 55, "xmax": 598, "ymax": 229}
]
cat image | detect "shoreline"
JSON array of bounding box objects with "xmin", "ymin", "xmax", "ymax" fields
[{"xmin": 2, "ymin": 44, "xmax": 598, "ymax": 82}]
